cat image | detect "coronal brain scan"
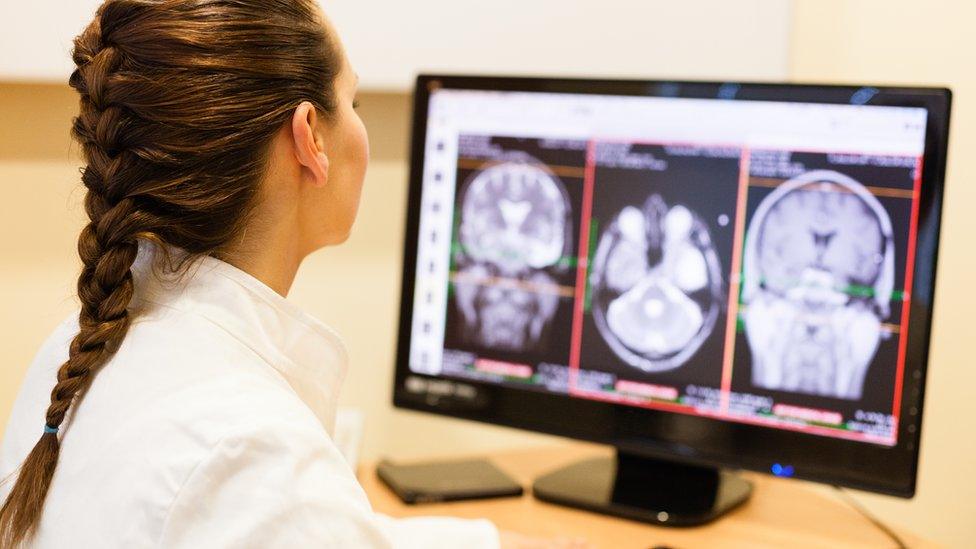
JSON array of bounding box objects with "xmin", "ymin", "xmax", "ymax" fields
[
  {"xmin": 741, "ymin": 170, "xmax": 895, "ymax": 400},
  {"xmin": 590, "ymin": 194, "xmax": 725, "ymax": 373},
  {"xmin": 453, "ymin": 152, "xmax": 573, "ymax": 352}
]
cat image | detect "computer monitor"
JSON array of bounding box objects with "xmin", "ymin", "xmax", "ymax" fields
[{"xmin": 392, "ymin": 75, "xmax": 951, "ymax": 524}]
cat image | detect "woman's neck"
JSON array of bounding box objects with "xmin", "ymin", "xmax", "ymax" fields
[
  {"xmin": 220, "ymin": 217, "xmax": 305, "ymax": 298},
  {"xmin": 223, "ymin": 249, "xmax": 302, "ymax": 298}
]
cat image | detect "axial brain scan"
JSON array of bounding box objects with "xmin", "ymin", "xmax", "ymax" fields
[
  {"xmin": 590, "ymin": 194, "xmax": 725, "ymax": 372},
  {"xmin": 453, "ymin": 153, "xmax": 573, "ymax": 352},
  {"xmin": 741, "ymin": 169, "xmax": 896, "ymax": 400}
]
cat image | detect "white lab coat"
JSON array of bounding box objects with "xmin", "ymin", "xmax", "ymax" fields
[{"xmin": 0, "ymin": 239, "xmax": 499, "ymax": 548}]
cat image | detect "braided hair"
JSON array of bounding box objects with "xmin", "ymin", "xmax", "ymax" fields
[{"xmin": 0, "ymin": 0, "xmax": 341, "ymax": 544}]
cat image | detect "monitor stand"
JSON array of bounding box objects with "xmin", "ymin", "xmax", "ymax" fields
[{"xmin": 532, "ymin": 449, "xmax": 753, "ymax": 526}]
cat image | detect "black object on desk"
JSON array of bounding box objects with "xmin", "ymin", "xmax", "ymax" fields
[
  {"xmin": 377, "ymin": 457, "xmax": 523, "ymax": 504},
  {"xmin": 533, "ymin": 450, "xmax": 752, "ymax": 526}
]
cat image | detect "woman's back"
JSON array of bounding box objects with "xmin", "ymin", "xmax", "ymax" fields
[{"xmin": 1, "ymin": 241, "xmax": 396, "ymax": 546}]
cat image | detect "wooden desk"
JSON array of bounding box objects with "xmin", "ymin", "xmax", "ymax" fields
[{"xmin": 360, "ymin": 443, "xmax": 931, "ymax": 549}]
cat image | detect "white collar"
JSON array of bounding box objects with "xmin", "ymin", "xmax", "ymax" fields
[{"xmin": 128, "ymin": 239, "xmax": 348, "ymax": 435}]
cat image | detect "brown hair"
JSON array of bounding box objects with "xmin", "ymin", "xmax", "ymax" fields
[{"xmin": 0, "ymin": 0, "xmax": 341, "ymax": 544}]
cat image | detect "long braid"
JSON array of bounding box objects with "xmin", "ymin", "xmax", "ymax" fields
[
  {"xmin": 0, "ymin": 12, "xmax": 148, "ymax": 546},
  {"xmin": 0, "ymin": 0, "xmax": 343, "ymax": 545},
  {"xmin": 58, "ymin": 9, "xmax": 155, "ymax": 427}
]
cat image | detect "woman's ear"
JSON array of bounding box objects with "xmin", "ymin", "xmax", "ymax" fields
[{"xmin": 291, "ymin": 101, "xmax": 330, "ymax": 188}]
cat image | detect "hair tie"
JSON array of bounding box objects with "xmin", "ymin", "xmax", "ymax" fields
[{"xmin": 44, "ymin": 424, "xmax": 59, "ymax": 435}]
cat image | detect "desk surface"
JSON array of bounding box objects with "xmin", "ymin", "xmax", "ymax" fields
[{"xmin": 360, "ymin": 443, "xmax": 930, "ymax": 549}]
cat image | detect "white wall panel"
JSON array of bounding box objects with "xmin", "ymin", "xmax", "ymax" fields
[
  {"xmin": 1, "ymin": 0, "xmax": 793, "ymax": 88},
  {"xmin": 328, "ymin": 0, "xmax": 793, "ymax": 89}
]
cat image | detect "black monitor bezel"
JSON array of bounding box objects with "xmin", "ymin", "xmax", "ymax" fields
[{"xmin": 392, "ymin": 74, "xmax": 952, "ymax": 497}]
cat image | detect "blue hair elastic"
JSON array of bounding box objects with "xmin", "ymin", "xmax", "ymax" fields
[{"xmin": 43, "ymin": 424, "xmax": 59, "ymax": 434}]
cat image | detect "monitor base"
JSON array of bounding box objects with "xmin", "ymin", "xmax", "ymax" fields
[{"xmin": 532, "ymin": 450, "xmax": 753, "ymax": 527}]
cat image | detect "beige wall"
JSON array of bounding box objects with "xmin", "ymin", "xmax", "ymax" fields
[
  {"xmin": 2, "ymin": 2, "xmax": 975, "ymax": 545},
  {"xmin": 791, "ymin": 1, "xmax": 975, "ymax": 546},
  {"xmin": 1, "ymin": 84, "xmax": 90, "ymax": 430}
]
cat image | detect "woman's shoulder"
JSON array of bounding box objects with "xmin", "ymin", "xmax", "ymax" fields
[
  {"xmin": 6, "ymin": 311, "xmax": 351, "ymax": 548},
  {"xmin": 102, "ymin": 305, "xmax": 323, "ymax": 428},
  {"xmin": 4, "ymin": 306, "xmax": 328, "ymax": 474},
  {"xmin": 0, "ymin": 311, "xmax": 81, "ymax": 478}
]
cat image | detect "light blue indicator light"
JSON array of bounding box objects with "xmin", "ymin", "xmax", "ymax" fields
[
  {"xmin": 772, "ymin": 463, "xmax": 795, "ymax": 477},
  {"xmin": 851, "ymin": 87, "xmax": 879, "ymax": 105}
]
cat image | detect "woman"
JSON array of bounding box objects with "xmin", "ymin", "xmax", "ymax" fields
[{"xmin": 0, "ymin": 1, "xmax": 582, "ymax": 547}]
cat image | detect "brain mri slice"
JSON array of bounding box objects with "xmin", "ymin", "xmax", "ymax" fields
[
  {"xmin": 590, "ymin": 194, "xmax": 725, "ymax": 373},
  {"xmin": 741, "ymin": 170, "xmax": 896, "ymax": 400},
  {"xmin": 453, "ymin": 152, "xmax": 573, "ymax": 352}
]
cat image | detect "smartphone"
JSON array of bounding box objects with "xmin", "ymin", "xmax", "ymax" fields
[{"xmin": 376, "ymin": 458, "xmax": 524, "ymax": 504}]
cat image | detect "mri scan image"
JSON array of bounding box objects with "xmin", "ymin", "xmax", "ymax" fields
[
  {"xmin": 589, "ymin": 194, "xmax": 725, "ymax": 373},
  {"xmin": 453, "ymin": 152, "xmax": 574, "ymax": 352},
  {"xmin": 741, "ymin": 169, "xmax": 896, "ymax": 400}
]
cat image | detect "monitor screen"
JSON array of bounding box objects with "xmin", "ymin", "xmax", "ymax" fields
[{"xmin": 394, "ymin": 76, "xmax": 950, "ymax": 496}]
